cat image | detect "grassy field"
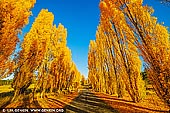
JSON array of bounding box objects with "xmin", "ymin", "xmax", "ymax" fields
[
  {"xmin": 0, "ymin": 85, "xmax": 14, "ymax": 108},
  {"xmin": 0, "ymin": 84, "xmax": 79, "ymax": 109},
  {"xmin": 0, "ymin": 84, "xmax": 35, "ymax": 93},
  {"xmin": 0, "ymin": 85, "xmax": 13, "ymax": 93},
  {"xmin": 0, "ymin": 84, "xmax": 36, "ymax": 108}
]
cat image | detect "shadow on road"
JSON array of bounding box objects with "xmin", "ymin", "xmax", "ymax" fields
[{"xmin": 64, "ymin": 89, "xmax": 119, "ymax": 113}]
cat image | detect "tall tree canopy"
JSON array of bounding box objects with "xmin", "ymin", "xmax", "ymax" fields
[
  {"xmin": 12, "ymin": 9, "xmax": 81, "ymax": 101},
  {"xmin": 89, "ymin": 0, "xmax": 170, "ymax": 106},
  {"xmin": 0, "ymin": 0, "xmax": 36, "ymax": 79}
]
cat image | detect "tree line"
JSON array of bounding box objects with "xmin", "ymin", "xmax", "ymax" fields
[
  {"xmin": 88, "ymin": 0, "xmax": 170, "ymax": 108},
  {"xmin": 0, "ymin": 0, "xmax": 82, "ymax": 101}
]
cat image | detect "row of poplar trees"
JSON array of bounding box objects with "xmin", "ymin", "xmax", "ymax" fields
[
  {"xmin": 0, "ymin": 0, "xmax": 82, "ymax": 101},
  {"xmin": 88, "ymin": 0, "xmax": 170, "ymax": 108},
  {"xmin": 0, "ymin": 0, "xmax": 36, "ymax": 79}
]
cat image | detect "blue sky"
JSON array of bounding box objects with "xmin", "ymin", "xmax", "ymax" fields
[
  {"xmin": 143, "ymin": 0, "xmax": 170, "ymax": 27},
  {"xmin": 6, "ymin": 0, "xmax": 170, "ymax": 80}
]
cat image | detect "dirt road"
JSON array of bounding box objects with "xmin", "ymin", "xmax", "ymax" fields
[
  {"xmin": 64, "ymin": 89, "xmax": 119, "ymax": 113},
  {"xmin": 63, "ymin": 87, "xmax": 169, "ymax": 113}
]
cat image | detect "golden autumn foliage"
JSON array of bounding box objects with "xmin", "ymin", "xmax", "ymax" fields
[
  {"xmin": 0, "ymin": 0, "xmax": 36, "ymax": 79},
  {"xmin": 88, "ymin": 23, "xmax": 146, "ymax": 102},
  {"xmin": 89, "ymin": 0, "xmax": 170, "ymax": 107},
  {"xmin": 12, "ymin": 9, "xmax": 81, "ymax": 101},
  {"xmin": 1, "ymin": 0, "xmax": 170, "ymax": 110},
  {"xmin": 88, "ymin": 0, "xmax": 147, "ymax": 103}
]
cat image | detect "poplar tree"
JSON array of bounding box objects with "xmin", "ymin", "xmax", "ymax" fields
[
  {"xmin": 96, "ymin": 0, "xmax": 170, "ymax": 106},
  {"xmin": 0, "ymin": 0, "xmax": 36, "ymax": 79},
  {"xmin": 12, "ymin": 9, "xmax": 81, "ymax": 101}
]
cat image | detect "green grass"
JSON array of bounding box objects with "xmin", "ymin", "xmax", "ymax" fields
[
  {"xmin": 0, "ymin": 85, "xmax": 14, "ymax": 108},
  {"xmin": 0, "ymin": 84, "xmax": 36, "ymax": 94},
  {"xmin": 0, "ymin": 85, "xmax": 14, "ymax": 93},
  {"xmin": 28, "ymin": 84, "xmax": 35, "ymax": 89}
]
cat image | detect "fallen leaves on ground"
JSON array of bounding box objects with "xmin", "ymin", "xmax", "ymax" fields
[{"xmin": 93, "ymin": 91, "xmax": 169, "ymax": 113}]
